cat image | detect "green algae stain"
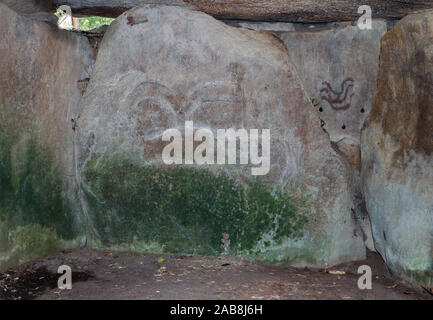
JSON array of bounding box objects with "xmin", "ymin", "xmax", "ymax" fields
[
  {"xmin": 82, "ymin": 154, "xmax": 308, "ymax": 256},
  {"xmin": 8, "ymin": 224, "xmax": 61, "ymax": 260},
  {"xmin": 0, "ymin": 219, "xmax": 62, "ymax": 270},
  {"xmin": 404, "ymin": 269, "xmax": 433, "ymax": 289},
  {"xmin": 0, "ymin": 128, "xmax": 75, "ymax": 239},
  {"xmin": 0, "ymin": 113, "xmax": 78, "ymax": 270}
]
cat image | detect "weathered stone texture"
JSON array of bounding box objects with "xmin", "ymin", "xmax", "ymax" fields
[
  {"xmin": 76, "ymin": 5, "xmax": 365, "ymax": 265},
  {"xmin": 53, "ymin": 0, "xmax": 433, "ymax": 22},
  {"xmin": 277, "ymin": 21, "xmax": 387, "ymax": 145},
  {"xmin": 275, "ymin": 21, "xmax": 387, "ymax": 251},
  {"xmin": 361, "ymin": 10, "xmax": 433, "ymax": 287},
  {"xmin": 0, "ymin": 3, "xmax": 94, "ymax": 270},
  {"xmin": 0, "ymin": 0, "xmax": 53, "ymax": 14}
]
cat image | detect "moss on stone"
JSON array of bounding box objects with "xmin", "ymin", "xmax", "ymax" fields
[
  {"xmin": 250, "ymin": 237, "xmax": 331, "ymax": 266},
  {"xmin": 0, "ymin": 110, "xmax": 79, "ymax": 270},
  {"xmin": 82, "ymin": 153, "xmax": 308, "ymax": 256},
  {"xmin": 0, "ymin": 221, "xmax": 62, "ymax": 270},
  {"xmin": 0, "ymin": 218, "xmax": 9, "ymax": 252},
  {"xmin": 0, "ymin": 119, "xmax": 76, "ymax": 239},
  {"xmin": 8, "ymin": 224, "xmax": 61, "ymax": 261},
  {"xmin": 403, "ymin": 268, "xmax": 433, "ymax": 289}
]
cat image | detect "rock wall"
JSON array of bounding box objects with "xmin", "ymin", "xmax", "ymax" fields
[
  {"xmin": 0, "ymin": 0, "xmax": 431, "ymax": 289},
  {"xmin": 0, "ymin": 0, "xmax": 59, "ymax": 24},
  {"xmin": 226, "ymin": 19, "xmax": 388, "ymax": 252},
  {"xmin": 52, "ymin": 0, "xmax": 433, "ymax": 22},
  {"xmin": 0, "ymin": 3, "xmax": 94, "ymax": 270},
  {"xmin": 0, "ymin": 0, "xmax": 53, "ymax": 14},
  {"xmin": 361, "ymin": 10, "xmax": 433, "ymax": 288},
  {"xmin": 277, "ymin": 20, "xmax": 386, "ymax": 252},
  {"xmin": 76, "ymin": 5, "xmax": 365, "ymax": 265}
]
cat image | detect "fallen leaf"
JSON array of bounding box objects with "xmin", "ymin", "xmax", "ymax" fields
[{"xmin": 327, "ymin": 270, "xmax": 346, "ymax": 275}]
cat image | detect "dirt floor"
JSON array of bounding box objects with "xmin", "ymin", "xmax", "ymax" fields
[{"xmin": 0, "ymin": 249, "xmax": 431, "ymax": 300}]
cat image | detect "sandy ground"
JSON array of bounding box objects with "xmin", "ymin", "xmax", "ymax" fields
[{"xmin": 0, "ymin": 249, "xmax": 431, "ymax": 300}]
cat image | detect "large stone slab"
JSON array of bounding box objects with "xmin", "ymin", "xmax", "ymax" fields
[
  {"xmin": 361, "ymin": 10, "xmax": 433, "ymax": 288},
  {"xmin": 0, "ymin": 0, "xmax": 53, "ymax": 14},
  {"xmin": 227, "ymin": 20, "xmax": 387, "ymax": 251},
  {"xmin": 0, "ymin": 0, "xmax": 58, "ymax": 24},
  {"xmin": 277, "ymin": 21, "xmax": 387, "ymax": 251},
  {"xmin": 53, "ymin": 0, "xmax": 433, "ymax": 22},
  {"xmin": 77, "ymin": 5, "xmax": 365, "ymax": 266},
  {"xmin": 0, "ymin": 3, "xmax": 94, "ymax": 270},
  {"xmin": 276, "ymin": 21, "xmax": 387, "ymax": 146}
]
